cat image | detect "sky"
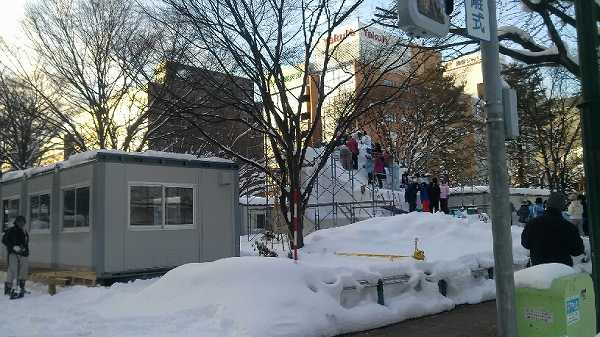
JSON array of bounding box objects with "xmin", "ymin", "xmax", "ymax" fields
[{"xmin": 0, "ymin": 0, "xmax": 27, "ymax": 44}]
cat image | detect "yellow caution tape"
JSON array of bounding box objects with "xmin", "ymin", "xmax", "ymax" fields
[
  {"xmin": 334, "ymin": 238, "xmax": 426, "ymax": 261},
  {"xmin": 334, "ymin": 250, "xmax": 425, "ymax": 261}
]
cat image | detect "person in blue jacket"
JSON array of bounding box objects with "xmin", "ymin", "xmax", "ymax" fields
[{"xmin": 530, "ymin": 197, "xmax": 545, "ymax": 219}]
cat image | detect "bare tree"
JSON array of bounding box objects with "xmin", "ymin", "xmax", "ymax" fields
[
  {"xmin": 1, "ymin": 0, "xmax": 170, "ymax": 153},
  {"xmin": 153, "ymin": 0, "xmax": 439, "ymax": 247},
  {"xmin": 368, "ymin": 62, "xmax": 476, "ymax": 183},
  {"xmin": 504, "ymin": 64, "xmax": 583, "ymax": 192},
  {"xmin": 377, "ymin": 1, "xmax": 585, "ymax": 78},
  {"xmin": 0, "ymin": 74, "xmax": 58, "ymax": 170}
]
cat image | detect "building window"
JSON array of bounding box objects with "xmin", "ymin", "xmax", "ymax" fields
[
  {"xmin": 63, "ymin": 186, "xmax": 90, "ymax": 229},
  {"xmin": 129, "ymin": 184, "xmax": 194, "ymax": 229},
  {"xmin": 130, "ymin": 186, "xmax": 163, "ymax": 226},
  {"xmin": 165, "ymin": 187, "xmax": 193, "ymax": 226},
  {"xmin": 2, "ymin": 198, "xmax": 20, "ymax": 231},
  {"xmin": 256, "ymin": 213, "xmax": 266, "ymax": 229},
  {"xmin": 30, "ymin": 194, "xmax": 51, "ymax": 231}
]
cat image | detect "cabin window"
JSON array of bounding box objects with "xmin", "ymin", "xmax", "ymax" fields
[
  {"xmin": 2, "ymin": 198, "xmax": 20, "ymax": 231},
  {"xmin": 63, "ymin": 186, "xmax": 90, "ymax": 229},
  {"xmin": 30, "ymin": 193, "xmax": 51, "ymax": 231},
  {"xmin": 129, "ymin": 184, "xmax": 194, "ymax": 229}
]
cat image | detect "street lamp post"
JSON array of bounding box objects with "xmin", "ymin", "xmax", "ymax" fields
[{"xmin": 574, "ymin": 0, "xmax": 600, "ymax": 331}]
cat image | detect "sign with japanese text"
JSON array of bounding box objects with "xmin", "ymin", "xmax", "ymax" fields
[{"xmin": 464, "ymin": 0, "xmax": 491, "ymax": 41}]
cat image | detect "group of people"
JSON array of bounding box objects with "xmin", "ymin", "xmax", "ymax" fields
[
  {"xmin": 342, "ymin": 132, "xmax": 392, "ymax": 189},
  {"xmin": 404, "ymin": 175, "xmax": 450, "ymax": 214},
  {"xmin": 516, "ymin": 193, "xmax": 588, "ymax": 236},
  {"xmin": 2, "ymin": 215, "xmax": 30, "ymax": 299}
]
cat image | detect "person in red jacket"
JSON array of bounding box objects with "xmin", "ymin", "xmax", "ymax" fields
[
  {"xmin": 373, "ymin": 152, "xmax": 386, "ymax": 188},
  {"xmin": 346, "ymin": 135, "xmax": 359, "ymax": 170}
]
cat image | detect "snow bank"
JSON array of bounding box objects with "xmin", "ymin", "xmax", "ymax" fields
[
  {"xmin": 1, "ymin": 150, "xmax": 233, "ymax": 182},
  {"xmin": 95, "ymin": 256, "xmax": 453, "ymax": 337},
  {"xmin": 301, "ymin": 212, "xmax": 528, "ymax": 269},
  {"xmin": 2, "ymin": 213, "xmax": 534, "ymax": 337},
  {"xmin": 514, "ymin": 263, "xmax": 578, "ymax": 289}
]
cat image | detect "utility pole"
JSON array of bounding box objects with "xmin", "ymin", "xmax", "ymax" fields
[
  {"xmin": 574, "ymin": 0, "xmax": 600, "ymax": 330},
  {"xmin": 480, "ymin": 0, "xmax": 517, "ymax": 336}
]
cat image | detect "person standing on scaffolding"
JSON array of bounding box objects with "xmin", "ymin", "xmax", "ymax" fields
[
  {"xmin": 372, "ymin": 143, "xmax": 385, "ymax": 188},
  {"xmin": 346, "ymin": 134, "xmax": 359, "ymax": 170},
  {"xmin": 2, "ymin": 215, "xmax": 30, "ymax": 299}
]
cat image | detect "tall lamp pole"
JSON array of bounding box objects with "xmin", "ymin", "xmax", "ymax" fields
[
  {"xmin": 480, "ymin": 0, "xmax": 518, "ymax": 335},
  {"xmin": 574, "ymin": 0, "xmax": 600, "ymax": 331}
]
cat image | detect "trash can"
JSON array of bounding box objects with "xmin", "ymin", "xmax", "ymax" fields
[{"xmin": 515, "ymin": 264, "xmax": 596, "ymax": 337}]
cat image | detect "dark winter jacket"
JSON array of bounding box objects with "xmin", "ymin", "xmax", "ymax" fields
[
  {"xmin": 404, "ymin": 182, "xmax": 418, "ymax": 203},
  {"xmin": 428, "ymin": 183, "xmax": 441, "ymax": 203},
  {"xmin": 419, "ymin": 182, "xmax": 430, "ymax": 201},
  {"xmin": 517, "ymin": 205, "xmax": 530, "ymax": 223},
  {"xmin": 1, "ymin": 226, "xmax": 29, "ymax": 257},
  {"xmin": 521, "ymin": 208, "xmax": 584, "ymax": 267}
]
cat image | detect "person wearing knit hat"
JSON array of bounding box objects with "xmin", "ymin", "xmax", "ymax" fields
[
  {"xmin": 521, "ymin": 192, "xmax": 584, "ymax": 267},
  {"xmin": 2, "ymin": 215, "xmax": 30, "ymax": 299}
]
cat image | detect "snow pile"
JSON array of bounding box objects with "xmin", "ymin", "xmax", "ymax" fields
[
  {"xmin": 514, "ymin": 263, "xmax": 578, "ymax": 289},
  {"xmin": 2, "ymin": 213, "xmax": 535, "ymax": 337},
  {"xmin": 302, "ymin": 212, "xmax": 527, "ymax": 264}
]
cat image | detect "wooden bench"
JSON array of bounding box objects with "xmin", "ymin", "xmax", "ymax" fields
[{"xmin": 30, "ymin": 271, "xmax": 97, "ymax": 294}]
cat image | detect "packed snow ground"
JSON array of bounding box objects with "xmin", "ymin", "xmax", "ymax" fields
[{"xmin": 0, "ymin": 213, "xmax": 590, "ymax": 337}]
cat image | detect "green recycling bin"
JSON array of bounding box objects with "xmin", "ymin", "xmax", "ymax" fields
[{"xmin": 515, "ymin": 266, "xmax": 596, "ymax": 337}]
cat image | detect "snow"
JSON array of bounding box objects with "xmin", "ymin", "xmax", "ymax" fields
[
  {"xmin": 1, "ymin": 212, "xmax": 580, "ymax": 337},
  {"xmin": 515, "ymin": 46, "xmax": 559, "ymax": 57},
  {"xmin": 498, "ymin": 26, "xmax": 534, "ymax": 43},
  {"xmin": 1, "ymin": 150, "xmax": 233, "ymax": 183},
  {"xmin": 239, "ymin": 195, "xmax": 274, "ymax": 205},
  {"xmin": 514, "ymin": 263, "xmax": 578, "ymax": 289}
]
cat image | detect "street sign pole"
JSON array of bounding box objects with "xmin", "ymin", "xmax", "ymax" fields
[
  {"xmin": 574, "ymin": 0, "xmax": 600, "ymax": 330},
  {"xmin": 478, "ymin": 0, "xmax": 518, "ymax": 336}
]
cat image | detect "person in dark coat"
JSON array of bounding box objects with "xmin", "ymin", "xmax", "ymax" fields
[
  {"xmin": 428, "ymin": 177, "xmax": 441, "ymax": 213},
  {"xmin": 517, "ymin": 201, "xmax": 531, "ymax": 224},
  {"xmin": 404, "ymin": 176, "xmax": 418, "ymax": 212},
  {"xmin": 2, "ymin": 216, "xmax": 30, "ymax": 299},
  {"xmin": 521, "ymin": 193, "xmax": 584, "ymax": 267},
  {"xmin": 419, "ymin": 180, "xmax": 430, "ymax": 212}
]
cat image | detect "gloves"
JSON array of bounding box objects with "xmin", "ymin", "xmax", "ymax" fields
[{"xmin": 13, "ymin": 246, "xmax": 21, "ymax": 253}]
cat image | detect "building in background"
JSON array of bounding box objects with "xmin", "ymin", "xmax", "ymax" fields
[
  {"xmin": 271, "ymin": 20, "xmax": 423, "ymax": 145},
  {"xmin": 147, "ymin": 62, "xmax": 264, "ymax": 162},
  {"xmin": 443, "ymin": 52, "xmax": 484, "ymax": 97}
]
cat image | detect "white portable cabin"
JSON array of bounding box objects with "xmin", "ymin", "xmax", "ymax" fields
[
  {"xmin": 448, "ymin": 186, "xmax": 551, "ymax": 212},
  {"xmin": 0, "ymin": 150, "xmax": 240, "ymax": 282}
]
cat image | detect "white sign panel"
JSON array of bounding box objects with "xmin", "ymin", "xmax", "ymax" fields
[{"xmin": 464, "ymin": 0, "xmax": 491, "ymax": 41}]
